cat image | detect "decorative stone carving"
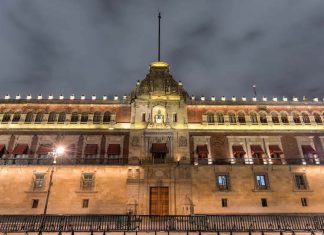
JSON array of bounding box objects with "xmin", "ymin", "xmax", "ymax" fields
[
  {"xmin": 131, "ymin": 136, "xmax": 139, "ymax": 146},
  {"xmin": 179, "ymin": 136, "xmax": 187, "ymax": 147}
]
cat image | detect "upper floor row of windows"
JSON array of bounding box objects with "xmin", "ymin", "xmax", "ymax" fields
[
  {"xmin": 204, "ymin": 111, "xmax": 323, "ymax": 125},
  {"xmin": 0, "ymin": 111, "xmax": 115, "ymax": 124}
]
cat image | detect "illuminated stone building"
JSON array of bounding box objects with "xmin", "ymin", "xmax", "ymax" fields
[{"xmin": 0, "ymin": 60, "xmax": 324, "ymax": 221}]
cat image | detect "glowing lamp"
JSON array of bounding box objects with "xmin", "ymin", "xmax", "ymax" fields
[
  {"xmin": 16, "ymin": 94, "xmax": 21, "ymax": 100},
  {"xmin": 292, "ymin": 97, "xmax": 298, "ymax": 102},
  {"xmin": 282, "ymin": 96, "xmax": 288, "ymax": 101},
  {"xmin": 200, "ymin": 96, "xmax": 205, "ymax": 101},
  {"xmin": 4, "ymin": 94, "xmax": 10, "ymax": 100},
  {"xmin": 211, "ymin": 96, "xmax": 216, "ymax": 101},
  {"xmin": 242, "ymin": 96, "xmax": 246, "ymax": 101},
  {"xmin": 48, "ymin": 94, "xmax": 53, "ymax": 100},
  {"xmin": 262, "ymin": 96, "xmax": 267, "ymax": 102},
  {"xmin": 221, "ymin": 96, "xmax": 226, "ymax": 101},
  {"xmin": 92, "ymin": 95, "xmax": 96, "ymax": 100},
  {"xmin": 231, "ymin": 96, "xmax": 236, "ymax": 101},
  {"xmin": 27, "ymin": 94, "xmax": 32, "ymax": 100},
  {"xmin": 37, "ymin": 95, "xmax": 42, "ymax": 100},
  {"xmin": 81, "ymin": 95, "xmax": 85, "ymax": 100},
  {"xmin": 70, "ymin": 94, "xmax": 75, "ymax": 100},
  {"xmin": 103, "ymin": 96, "xmax": 107, "ymax": 100},
  {"xmin": 114, "ymin": 95, "xmax": 118, "ymax": 100},
  {"xmin": 272, "ymin": 97, "xmax": 278, "ymax": 102},
  {"xmin": 313, "ymin": 97, "xmax": 318, "ymax": 102},
  {"xmin": 59, "ymin": 95, "xmax": 64, "ymax": 100},
  {"xmin": 252, "ymin": 97, "xmax": 257, "ymax": 101}
]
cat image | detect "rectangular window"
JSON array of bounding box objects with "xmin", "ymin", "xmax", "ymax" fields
[
  {"xmin": 81, "ymin": 173, "xmax": 95, "ymax": 190},
  {"xmin": 261, "ymin": 198, "xmax": 268, "ymax": 207},
  {"xmin": 32, "ymin": 199, "xmax": 39, "ymax": 208},
  {"xmin": 141, "ymin": 113, "xmax": 146, "ymax": 122},
  {"xmin": 33, "ymin": 173, "xmax": 45, "ymax": 190},
  {"xmin": 216, "ymin": 174, "xmax": 230, "ymax": 191},
  {"xmin": 221, "ymin": 198, "xmax": 228, "ymax": 208},
  {"xmin": 255, "ymin": 174, "xmax": 269, "ymax": 190},
  {"xmin": 173, "ymin": 113, "xmax": 177, "ymax": 123},
  {"xmin": 82, "ymin": 199, "xmax": 89, "ymax": 208},
  {"xmin": 301, "ymin": 197, "xmax": 308, "ymax": 207},
  {"xmin": 294, "ymin": 174, "xmax": 308, "ymax": 190}
]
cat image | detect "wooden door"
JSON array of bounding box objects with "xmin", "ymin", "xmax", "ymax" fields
[{"xmin": 150, "ymin": 187, "xmax": 169, "ymax": 215}]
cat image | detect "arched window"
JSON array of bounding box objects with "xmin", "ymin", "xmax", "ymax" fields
[
  {"xmin": 103, "ymin": 111, "xmax": 111, "ymax": 123},
  {"xmin": 25, "ymin": 112, "xmax": 34, "ymax": 123},
  {"xmin": 228, "ymin": 113, "xmax": 236, "ymax": 124},
  {"xmin": 1, "ymin": 112, "xmax": 11, "ymax": 123},
  {"xmin": 314, "ymin": 113, "xmax": 322, "ymax": 124},
  {"xmin": 12, "ymin": 112, "xmax": 21, "ymax": 123},
  {"xmin": 238, "ymin": 112, "xmax": 246, "ymax": 124},
  {"xmin": 48, "ymin": 111, "xmax": 56, "ymax": 123},
  {"xmin": 302, "ymin": 113, "xmax": 310, "ymax": 124},
  {"xmin": 293, "ymin": 113, "xmax": 301, "ymax": 124},
  {"xmin": 35, "ymin": 112, "xmax": 44, "ymax": 123},
  {"xmin": 271, "ymin": 113, "xmax": 279, "ymax": 124},
  {"xmin": 58, "ymin": 112, "xmax": 66, "ymax": 123},
  {"xmin": 216, "ymin": 113, "xmax": 224, "ymax": 124},
  {"xmin": 70, "ymin": 112, "xmax": 79, "ymax": 123},
  {"xmin": 250, "ymin": 113, "xmax": 258, "ymax": 124},
  {"xmin": 81, "ymin": 113, "xmax": 88, "ymax": 123},
  {"xmin": 259, "ymin": 113, "xmax": 267, "ymax": 124},
  {"xmin": 281, "ymin": 113, "xmax": 289, "ymax": 124},
  {"xmin": 93, "ymin": 111, "xmax": 102, "ymax": 124},
  {"xmin": 207, "ymin": 113, "xmax": 215, "ymax": 124}
]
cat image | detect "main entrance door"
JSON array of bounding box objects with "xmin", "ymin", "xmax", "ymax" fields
[{"xmin": 150, "ymin": 187, "xmax": 169, "ymax": 215}]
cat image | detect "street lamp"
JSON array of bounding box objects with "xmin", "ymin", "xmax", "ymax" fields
[{"xmin": 43, "ymin": 146, "xmax": 65, "ymax": 214}]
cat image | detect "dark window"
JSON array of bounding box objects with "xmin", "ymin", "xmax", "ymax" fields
[
  {"xmin": 173, "ymin": 113, "xmax": 177, "ymax": 123},
  {"xmin": 70, "ymin": 112, "xmax": 79, "ymax": 123},
  {"xmin": 32, "ymin": 199, "xmax": 39, "ymax": 208},
  {"xmin": 12, "ymin": 113, "xmax": 21, "ymax": 123},
  {"xmin": 238, "ymin": 113, "xmax": 246, "ymax": 124},
  {"xmin": 255, "ymin": 174, "xmax": 269, "ymax": 190},
  {"xmin": 302, "ymin": 113, "xmax": 310, "ymax": 124},
  {"xmin": 221, "ymin": 198, "xmax": 228, "ymax": 208},
  {"xmin": 82, "ymin": 199, "xmax": 89, "ymax": 208},
  {"xmin": 93, "ymin": 112, "xmax": 102, "ymax": 124},
  {"xmin": 217, "ymin": 174, "xmax": 230, "ymax": 191},
  {"xmin": 314, "ymin": 113, "xmax": 322, "ymax": 124},
  {"xmin": 261, "ymin": 198, "xmax": 268, "ymax": 207},
  {"xmin": 217, "ymin": 113, "xmax": 224, "ymax": 124},
  {"xmin": 259, "ymin": 113, "xmax": 267, "ymax": 124},
  {"xmin": 271, "ymin": 113, "xmax": 280, "ymax": 124},
  {"xmin": 103, "ymin": 111, "xmax": 111, "ymax": 123},
  {"xmin": 301, "ymin": 197, "xmax": 308, "ymax": 207},
  {"xmin": 48, "ymin": 112, "xmax": 56, "ymax": 123},
  {"xmin": 35, "ymin": 112, "xmax": 44, "ymax": 123},
  {"xmin": 207, "ymin": 113, "xmax": 215, "ymax": 124},
  {"xmin": 141, "ymin": 113, "xmax": 146, "ymax": 122},
  {"xmin": 58, "ymin": 112, "xmax": 66, "ymax": 123},
  {"xmin": 2, "ymin": 113, "xmax": 11, "ymax": 123},
  {"xmin": 281, "ymin": 114, "xmax": 289, "ymax": 124},
  {"xmin": 250, "ymin": 113, "xmax": 258, "ymax": 124},
  {"xmin": 295, "ymin": 174, "xmax": 308, "ymax": 190},
  {"xmin": 81, "ymin": 113, "xmax": 88, "ymax": 123},
  {"xmin": 25, "ymin": 112, "xmax": 34, "ymax": 123},
  {"xmin": 81, "ymin": 173, "xmax": 95, "ymax": 189},
  {"xmin": 293, "ymin": 114, "xmax": 301, "ymax": 124},
  {"xmin": 229, "ymin": 113, "xmax": 236, "ymax": 124}
]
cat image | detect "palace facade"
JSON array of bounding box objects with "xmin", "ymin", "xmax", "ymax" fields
[{"xmin": 0, "ymin": 61, "xmax": 323, "ymax": 216}]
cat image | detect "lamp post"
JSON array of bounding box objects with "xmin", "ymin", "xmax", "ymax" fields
[{"xmin": 43, "ymin": 146, "xmax": 65, "ymax": 215}]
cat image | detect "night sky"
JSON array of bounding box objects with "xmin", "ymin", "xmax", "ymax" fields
[{"xmin": 0, "ymin": 0, "xmax": 324, "ymax": 99}]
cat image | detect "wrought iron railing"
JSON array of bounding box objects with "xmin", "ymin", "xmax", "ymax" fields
[{"xmin": 0, "ymin": 214, "xmax": 324, "ymax": 232}]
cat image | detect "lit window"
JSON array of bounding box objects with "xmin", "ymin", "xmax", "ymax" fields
[
  {"xmin": 216, "ymin": 174, "xmax": 230, "ymax": 191},
  {"xmin": 81, "ymin": 173, "xmax": 95, "ymax": 190},
  {"xmin": 255, "ymin": 174, "xmax": 269, "ymax": 190},
  {"xmin": 33, "ymin": 173, "xmax": 45, "ymax": 190}
]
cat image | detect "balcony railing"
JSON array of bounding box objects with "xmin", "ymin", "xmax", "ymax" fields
[
  {"xmin": 0, "ymin": 214, "xmax": 323, "ymax": 233},
  {"xmin": 0, "ymin": 156, "xmax": 321, "ymax": 166}
]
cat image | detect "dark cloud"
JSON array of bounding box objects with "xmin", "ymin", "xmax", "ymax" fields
[{"xmin": 0, "ymin": 0, "xmax": 323, "ymax": 99}]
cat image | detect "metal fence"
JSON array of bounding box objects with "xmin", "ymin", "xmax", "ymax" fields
[{"xmin": 0, "ymin": 214, "xmax": 324, "ymax": 233}]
